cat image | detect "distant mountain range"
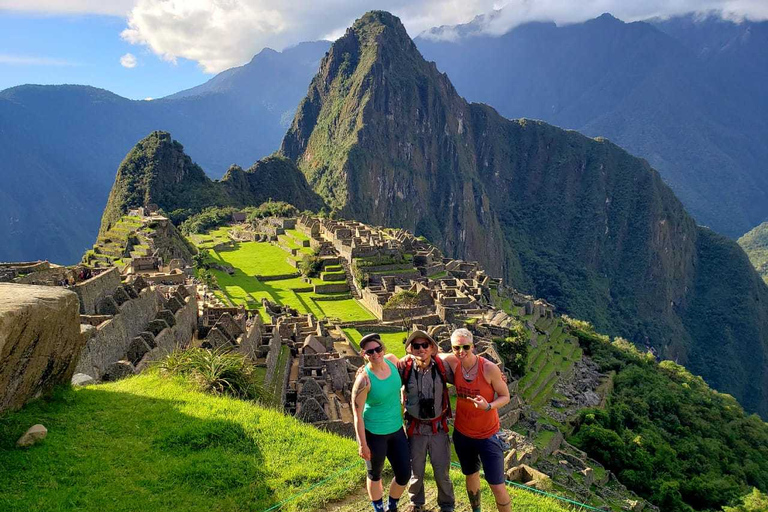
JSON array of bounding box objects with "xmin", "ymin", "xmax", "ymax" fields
[
  {"xmin": 416, "ymin": 12, "xmax": 768, "ymax": 238},
  {"xmin": 102, "ymin": 11, "xmax": 768, "ymax": 421},
  {"xmin": 0, "ymin": 41, "xmax": 329, "ymax": 264},
  {"xmin": 1, "ymin": 11, "xmax": 767, "ymax": 263}
]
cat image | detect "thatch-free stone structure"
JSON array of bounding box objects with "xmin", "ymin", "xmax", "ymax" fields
[{"xmin": 0, "ymin": 284, "xmax": 86, "ymax": 413}]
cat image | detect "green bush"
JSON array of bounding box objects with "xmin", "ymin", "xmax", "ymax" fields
[
  {"xmin": 494, "ymin": 320, "xmax": 528, "ymax": 378},
  {"xmin": 245, "ymin": 201, "xmax": 298, "ymax": 223},
  {"xmin": 180, "ymin": 206, "xmax": 238, "ymax": 235},
  {"xmin": 299, "ymin": 253, "xmax": 322, "ymax": 277},
  {"xmin": 158, "ymin": 348, "xmax": 267, "ymax": 402}
]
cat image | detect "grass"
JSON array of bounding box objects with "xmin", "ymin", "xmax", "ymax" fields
[
  {"xmin": 342, "ymin": 329, "xmax": 407, "ymax": 358},
  {"xmin": 0, "ymin": 373, "xmax": 359, "ymax": 512},
  {"xmin": 426, "ymin": 271, "xmax": 447, "ymax": 279},
  {"xmin": 209, "ymin": 242, "xmax": 297, "ymax": 277},
  {"xmin": 196, "ymin": 235, "xmax": 376, "ymax": 324}
]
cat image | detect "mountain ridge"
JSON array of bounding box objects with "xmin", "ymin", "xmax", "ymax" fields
[{"xmin": 279, "ymin": 10, "xmax": 768, "ymax": 418}]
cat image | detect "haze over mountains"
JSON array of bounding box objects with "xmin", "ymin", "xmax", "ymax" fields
[
  {"xmin": 0, "ymin": 41, "xmax": 328, "ymax": 263},
  {"xmin": 101, "ymin": 11, "xmax": 768, "ymax": 419},
  {"xmin": 3, "ymin": 12, "xmax": 767, "ymax": 265}
]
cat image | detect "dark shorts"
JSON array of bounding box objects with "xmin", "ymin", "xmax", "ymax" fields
[
  {"xmin": 365, "ymin": 427, "xmax": 411, "ymax": 485},
  {"xmin": 452, "ymin": 429, "xmax": 506, "ymax": 485}
]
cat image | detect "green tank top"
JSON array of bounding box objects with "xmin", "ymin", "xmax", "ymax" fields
[{"xmin": 363, "ymin": 359, "xmax": 403, "ymax": 435}]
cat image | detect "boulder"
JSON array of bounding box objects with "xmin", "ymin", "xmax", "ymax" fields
[
  {"xmin": 112, "ymin": 285, "xmax": 131, "ymax": 306},
  {"xmin": 126, "ymin": 337, "xmax": 152, "ymax": 365},
  {"xmin": 16, "ymin": 424, "xmax": 48, "ymax": 447},
  {"xmin": 71, "ymin": 373, "xmax": 96, "ymax": 387},
  {"xmin": 96, "ymin": 295, "xmax": 120, "ymax": 315},
  {"xmin": 102, "ymin": 360, "xmax": 135, "ymax": 382},
  {"xmin": 156, "ymin": 309, "xmax": 176, "ymax": 328},
  {"xmin": 0, "ymin": 284, "xmax": 84, "ymax": 413}
]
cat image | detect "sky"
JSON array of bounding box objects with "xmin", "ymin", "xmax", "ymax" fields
[{"xmin": 1, "ymin": 0, "xmax": 767, "ymax": 100}]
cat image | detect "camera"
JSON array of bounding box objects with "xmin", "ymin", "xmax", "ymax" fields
[{"xmin": 419, "ymin": 398, "xmax": 436, "ymax": 418}]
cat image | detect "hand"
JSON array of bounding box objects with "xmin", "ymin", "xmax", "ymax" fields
[
  {"xmin": 359, "ymin": 444, "xmax": 371, "ymax": 460},
  {"xmin": 468, "ymin": 395, "xmax": 490, "ymax": 410}
]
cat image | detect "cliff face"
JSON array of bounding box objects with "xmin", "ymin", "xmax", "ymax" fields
[
  {"xmin": 100, "ymin": 131, "xmax": 323, "ymax": 234},
  {"xmin": 281, "ymin": 11, "xmax": 768, "ymax": 417}
]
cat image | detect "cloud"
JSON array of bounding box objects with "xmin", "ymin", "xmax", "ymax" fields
[
  {"xmin": 0, "ymin": 54, "xmax": 79, "ymax": 66},
  {"xmin": 117, "ymin": 0, "xmax": 768, "ymax": 74},
  {"xmin": 120, "ymin": 52, "xmax": 137, "ymax": 68},
  {"xmin": 0, "ymin": 0, "xmax": 135, "ymax": 16}
]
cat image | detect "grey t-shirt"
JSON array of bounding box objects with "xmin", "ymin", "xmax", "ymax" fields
[{"xmin": 399, "ymin": 357, "xmax": 454, "ymax": 433}]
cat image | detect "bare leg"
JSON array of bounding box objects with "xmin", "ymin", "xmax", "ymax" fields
[
  {"xmin": 367, "ymin": 478, "xmax": 384, "ymax": 501},
  {"xmin": 466, "ymin": 472, "xmax": 482, "ymax": 511},
  {"xmin": 489, "ymin": 483, "xmax": 511, "ymax": 512},
  {"xmin": 389, "ymin": 478, "xmax": 406, "ymax": 499}
]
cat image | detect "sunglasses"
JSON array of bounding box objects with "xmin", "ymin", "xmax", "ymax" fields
[
  {"xmin": 451, "ymin": 344, "xmax": 472, "ymax": 352},
  {"xmin": 364, "ymin": 345, "xmax": 384, "ymax": 356},
  {"xmin": 411, "ymin": 341, "xmax": 431, "ymax": 350}
]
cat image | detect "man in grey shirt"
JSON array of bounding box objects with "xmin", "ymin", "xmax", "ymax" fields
[{"xmin": 397, "ymin": 330, "xmax": 455, "ymax": 512}]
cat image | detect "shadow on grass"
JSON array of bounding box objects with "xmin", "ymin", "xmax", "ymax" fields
[{"xmin": 0, "ymin": 384, "xmax": 276, "ymax": 512}]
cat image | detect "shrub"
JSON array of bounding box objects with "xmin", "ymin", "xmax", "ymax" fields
[
  {"xmin": 158, "ymin": 348, "xmax": 267, "ymax": 402},
  {"xmin": 245, "ymin": 201, "xmax": 298, "ymax": 223},
  {"xmin": 299, "ymin": 253, "xmax": 322, "ymax": 277}
]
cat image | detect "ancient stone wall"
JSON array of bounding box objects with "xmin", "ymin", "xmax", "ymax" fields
[
  {"xmin": 0, "ymin": 284, "xmax": 85, "ymax": 413},
  {"xmin": 74, "ymin": 267, "xmax": 121, "ymax": 314},
  {"xmin": 264, "ymin": 330, "xmax": 283, "ymax": 385},
  {"xmin": 313, "ymin": 282, "xmax": 350, "ymax": 294},
  {"xmin": 74, "ymin": 287, "xmax": 163, "ymax": 378},
  {"xmin": 143, "ymin": 293, "xmax": 198, "ymax": 363}
]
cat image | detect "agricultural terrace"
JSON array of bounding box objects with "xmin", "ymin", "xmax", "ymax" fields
[{"xmin": 193, "ymin": 234, "xmax": 376, "ymax": 323}]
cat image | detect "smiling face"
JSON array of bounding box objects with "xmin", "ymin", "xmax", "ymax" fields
[
  {"xmin": 361, "ymin": 339, "xmax": 384, "ymax": 363},
  {"xmin": 407, "ymin": 337, "xmax": 435, "ymax": 362},
  {"xmin": 451, "ymin": 337, "xmax": 474, "ymax": 361}
]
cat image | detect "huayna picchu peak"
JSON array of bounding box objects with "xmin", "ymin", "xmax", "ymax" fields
[{"xmin": 100, "ymin": 130, "xmax": 324, "ymax": 235}]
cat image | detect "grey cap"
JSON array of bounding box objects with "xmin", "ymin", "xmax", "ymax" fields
[{"xmin": 359, "ymin": 332, "xmax": 382, "ymax": 348}]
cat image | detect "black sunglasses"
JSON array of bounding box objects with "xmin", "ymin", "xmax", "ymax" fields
[
  {"xmin": 451, "ymin": 344, "xmax": 472, "ymax": 352},
  {"xmin": 411, "ymin": 341, "xmax": 431, "ymax": 350},
  {"xmin": 364, "ymin": 345, "xmax": 384, "ymax": 356}
]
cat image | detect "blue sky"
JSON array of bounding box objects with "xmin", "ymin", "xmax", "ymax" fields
[
  {"xmin": 0, "ymin": 13, "xmax": 208, "ymax": 99},
  {"xmin": 2, "ymin": 1, "xmax": 766, "ymax": 100}
]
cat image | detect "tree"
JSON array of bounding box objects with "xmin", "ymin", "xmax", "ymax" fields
[
  {"xmin": 723, "ymin": 489, "xmax": 768, "ymax": 512},
  {"xmin": 384, "ymin": 290, "xmax": 419, "ymax": 330}
]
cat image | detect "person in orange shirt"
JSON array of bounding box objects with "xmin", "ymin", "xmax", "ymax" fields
[{"xmin": 440, "ymin": 328, "xmax": 511, "ymax": 512}]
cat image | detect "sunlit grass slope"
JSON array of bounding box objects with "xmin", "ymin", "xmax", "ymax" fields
[{"xmin": 0, "ymin": 374, "xmax": 359, "ymax": 512}]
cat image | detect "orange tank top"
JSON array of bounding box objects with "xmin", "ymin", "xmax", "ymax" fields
[{"xmin": 454, "ymin": 357, "xmax": 500, "ymax": 439}]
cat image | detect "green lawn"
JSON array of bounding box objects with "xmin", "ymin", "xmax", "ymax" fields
[
  {"xmin": 0, "ymin": 374, "xmax": 359, "ymax": 512},
  {"xmin": 342, "ymin": 329, "xmax": 408, "ymax": 358},
  {"xmin": 209, "ymin": 242, "xmax": 297, "ymax": 277}
]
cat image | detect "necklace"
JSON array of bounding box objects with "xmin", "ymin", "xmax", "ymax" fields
[{"xmin": 461, "ymin": 357, "xmax": 479, "ymax": 379}]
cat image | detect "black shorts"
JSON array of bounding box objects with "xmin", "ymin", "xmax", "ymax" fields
[
  {"xmin": 365, "ymin": 428, "xmax": 411, "ymax": 485},
  {"xmin": 452, "ymin": 429, "xmax": 506, "ymax": 485}
]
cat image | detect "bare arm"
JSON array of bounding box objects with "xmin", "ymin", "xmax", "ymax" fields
[
  {"xmin": 384, "ymin": 353, "xmax": 399, "ymax": 364},
  {"xmin": 351, "ymin": 371, "xmax": 371, "ymax": 460},
  {"xmin": 467, "ymin": 358, "xmax": 510, "ymax": 411},
  {"xmin": 437, "ymin": 352, "xmax": 458, "ymax": 373},
  {"xmin": 487, "ymin": 361, "xmax": 510, "ymax": 410}
]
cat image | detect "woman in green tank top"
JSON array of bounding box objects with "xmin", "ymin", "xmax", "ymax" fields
[{"xmin": 352, "ymin": 333, "xmax": 410, "ymax": 512}]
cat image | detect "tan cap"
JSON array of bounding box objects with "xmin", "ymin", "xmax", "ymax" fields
[{"xmin": 405, "ymin": 329, "xmax": 437, "ymax": 348}]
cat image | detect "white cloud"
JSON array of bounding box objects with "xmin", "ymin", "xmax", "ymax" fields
[
  {"xmin": 0, "ymin": 0, "xmax": 135, "ymax": 16},
  {"xmin": 4, "ymin": 0, "xmax": 740, "ymax": 74},
  {"xmin": 120, "ymin": 52, "xmax": 137, "ymax": 68},
  {"xmin": 0, "ymin": 54, "xmax": 79, "ymax": 66}
]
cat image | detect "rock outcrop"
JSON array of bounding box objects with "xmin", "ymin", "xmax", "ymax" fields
[{"xmin": 0, "ymin": 284, "xmax": 85, "ymax": 413}]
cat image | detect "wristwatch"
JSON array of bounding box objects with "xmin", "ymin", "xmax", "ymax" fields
[{"xmin": 486, "ymin": 403, "xmax": 492, "ymax": 411}]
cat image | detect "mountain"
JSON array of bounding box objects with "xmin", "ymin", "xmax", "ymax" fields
[
  {"xmin": 99, "ymin": 131, "xmax": 323, "ymax": 234},
  {"xmin": 281, "ymin": 11, "xmax": 768, "ymax": 417},
  {"xmin": 0, "ymin": 41, "xmax": 329, "ymax": 264},
  {"xmin": 415, "ymin": 13, "xmax": 768, "ymax": 238},
  {"xmin": 739, "ymin": 222, "xmax": 768, "ymax": 285}
]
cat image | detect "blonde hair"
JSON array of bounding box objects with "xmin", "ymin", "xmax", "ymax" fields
[{"xmin": 451, "ymin": 328, "xmax": 473, "ymax": 344}]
